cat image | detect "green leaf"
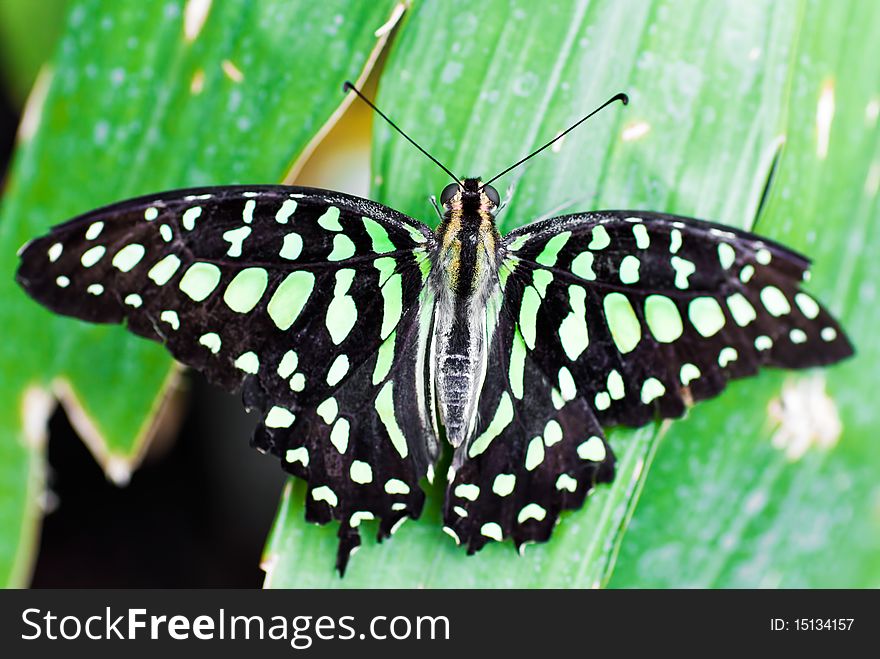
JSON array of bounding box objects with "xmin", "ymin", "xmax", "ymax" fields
[
  {"xmin": 0, "ymin": 0, "xmax": 67, "ymax": 105},
  {"xmin": 267, "ymin": 0, "xmax": 879, "ymax": 587},
  {"xmin": 0, "ymin": 0, "xmax": 402, "ymax": 587}
]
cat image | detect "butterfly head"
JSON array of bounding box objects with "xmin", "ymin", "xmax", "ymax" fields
[{"xmin": 439, "ymin": 178, "xmax": 501, "ymax": 216}]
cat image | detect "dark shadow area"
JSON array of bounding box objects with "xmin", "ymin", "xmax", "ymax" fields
[{"xmin": 30, "ymin": 375, "xmax": 286, "ymax": 588}]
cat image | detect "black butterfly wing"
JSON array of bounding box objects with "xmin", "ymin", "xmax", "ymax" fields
[
  {"xmin": 503, "ymin": 210, "xmax": 853, "ymax": 429},
  {"xmin": 16, "ymin": 185, "xmax": 439, "ymax": 572}
]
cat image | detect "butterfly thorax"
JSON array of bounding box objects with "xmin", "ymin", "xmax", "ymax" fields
[{"xmin": 430, "ymin": 178, "xmax": 501, "ymax": 448}]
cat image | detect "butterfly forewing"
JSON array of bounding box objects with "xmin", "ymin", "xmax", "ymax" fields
[
  {"xmin": 16, "ymin": 185, "xmax": 439, "ymax": 572},
  {"xmin": 502, "ymin": 211, "xmax": 853, "ymax": 429}
]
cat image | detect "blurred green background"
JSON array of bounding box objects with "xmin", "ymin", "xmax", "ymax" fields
[{"xmin": 0, "ymin": 0, "xmax": 877, "ymax": 588}]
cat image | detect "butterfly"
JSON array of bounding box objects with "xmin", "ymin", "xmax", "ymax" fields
[{"xmin": 15, "ymin": 84, "xmax": 853, "ymax": 574}]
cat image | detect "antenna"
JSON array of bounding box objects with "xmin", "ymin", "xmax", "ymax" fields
[
  {"xmin": 481, "ymin": 92, "xmax": 628, "ymax": 188},
  {"xmin": 343, "ymin": 81, "xmax": 462, "ymax": 187}
]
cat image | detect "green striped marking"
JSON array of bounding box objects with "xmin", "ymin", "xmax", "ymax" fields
[
  {"xmin": 519, "ymin": 287, "xmax": 542, "ymax": 350},
  {"xmin": 570, "ymin": 251, "xmax": 596, "ymax": 280},
  {"xmin": 372, "ymin": 332, "xmax": 396, "ymax": 385},
  {"xmin": 328, "ymin": 234, "xmax": 356, "ymax": 261},
  {"xmin": 362, "ymin": 217, "xmax": 396, "ymax": 253},
  {"xmin": 559, "ymin": 285, "xmax": 589, "ymax": 360},
  {"xmin": 535, "ymin": 231, "xmax": 571, "ymax": 266},
  {"xmin": 325, "ymin": 269, "xmax": 357, "ymax": 344},
  {"xmin": 508, "ymin": 329, "xmax": 527, "ymax": 399},
  {"xmin": 375, "ymin": 380, "xmax": 408, "ymax": 458},
  {"xmin": 469, "ymin": 392, "xmax": 514, "ymax": 458}
]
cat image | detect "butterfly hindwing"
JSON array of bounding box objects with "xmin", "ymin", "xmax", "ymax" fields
[
  {"xmin": 443, "ymin": 302, "xmax": 615, "ymax": 552},
  {"xmin": 503, "ymin": 211, "xmax": 853, "ymax": 429},
  {"xmin": 16, "ymin": 185, "xmax": 439, "ymax": 570}
]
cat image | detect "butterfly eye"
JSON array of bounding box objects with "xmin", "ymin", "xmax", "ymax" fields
[
  {"xmin": 483, "ymin": 184, "xmax": 501, "ymax": 207},
  {"xmin": 440, "ymin": 183, "xmax": 459, "ymax": 205}
]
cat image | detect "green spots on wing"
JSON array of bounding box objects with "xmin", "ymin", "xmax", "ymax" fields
[
  {"xmin": 790, "ymin": 328, "xmax": 808, "ymax": 344},
  {"xmin": 559, "ymin": 285, "xmax": 589, "ymax": 360},
  {"xmin": 317, "ymin": 206, "xmax": 342, "ymax": 231},
  {"xmin": 619, "ymin": 255, "xmax": 640, "ymax": 284},
  {"xmin": 179, "ymin": 262, "xmax": 222, "ymax": 302},
  {"xmin": 279, "ymin": 232, "xmax": 303, "ymax": 260},
  {"xmin": 148, "ymin": 254, "xmax": 181, "ymax": 285},
  {"xmin": 289, "ymin": 373, "xmax": 306, "ymax": 392},
  {"xmin": 86, "ymin": 284, "xmax": 104, "ymax": 296},
  {"xmin": 669, "ymin": 228, "xmax": 682, "ymax": 253},
  {"xmin": 372, "ymin": 332, "xmax": 396, "ymax": 385},
  {"xmin": 760, "ymin": 285, "xmax": 791, "ymax": 317},
  {"xmin": 535, "ymin": 231, "xmax": 571, "ymax": 266},
  {"xmin": 182, "ymin": 206, "xmax": 202, "ymax": 231},
  {"xmin": 48, "ymin": 242, "xmax": 63, "ymax": 262},
  {"xmin": 198, "ymin": 332, "xmax": 222, "ymax": 354},
  {"xmin": 726, "ymin": 293, "xmax": 757, "ymax": 327},
  {"xmin": 525, "ymin": 437, "xmax": 544, "ymax": 471},
  {"xmin": 222, "ymin": 225, "xmax": 251, "ymax": 257},
  {"xmin": 680, "ymin": 363, "xmax": 700, "ymax": 385},
  {"xmin": 718, "ymin": 242, "xmax": 736, "ymax": 269},
  {"xmin": 384, "ymin": 479, "xmax": 410, "ymax": 495},
  {"xmin": 81, "ymin": 245, "xmax": 106, "ymax": 267},
  {"xmin": 603, "ymin": 292, "xmax": 641, "ymax": 354},
  {"xmin": 670, "ymin": 256, "xmax": 695, "ymax": 289},
  {"xmin": 820, "ymin": 327, "xmax": 837, "ymax": 342},
  {"xmin": 570, "ymin": 251, "xmax": 596, "ymax": 280},
  {"xmin": 285, "ymin": 446, "xmax": 309, "ymax": 467},
  {"xmin": 112, "ymin": 244, "xmax": 146, "ymax": 272},
  {"xmin": 267, "ymin": 271, "xmax": 314, "ymax": 331},
  {"xmin": 362, "ymin": 217, "xmax": 396, "ymax": 253},
  {"xmin": 507, "ymin": 234, "xmax": 530, "ymax": 251},
  {"xmin": 469, "ymin": 392, "xmax": 514, "ymax": 458},
  {"xmin": 404, "ymin": 223, "xmax": 427, "ymax": 244},
  {"xmin": 326, "ymin": 354, "xmax": 350, "ymax": 386},
  {"xmin": 518, "ymin": 503, "xmax": 547, "ymax": 524},
  {"xmin": 480, "ymin": 522, "xmax": 503, "ymax": 542},
  {"xmin": 328, "ymin": 234, "xmax": 356, "ymax": 261},
  {"xmin": 275, "ymin": 198, "xmax": 297, "ymax": 224},
  {"xmin": 326, "ymin": 269, "xmax": 358, "ymax": 344},
  {"xmin": 349, "ymin": 511, "xmax": 375, "ymax": 527},
  {"xmin": 739, "ymin": 264, "xmax": 755, "ymax": 283},
  {"xmin": 374, "ymin": 256, "xmax": 396, "ymax": 285},
  {"xmin": 755, "ymin": 247, "xmax": 772, "ymax": 265},
  {"xmin": 640, "ymin": 377, "xmax": 666, "ymax": 404},
  {"xmin": 508, "ymin": 329, "xmax": 527, "ymax": 399},
  {"xmin": 718, "ymin": 346, "xmax": 738, "ymax": 367},
  {"xmin": 223, "ymin": 267, "xmax": 268, "ymax": 313},
  {"xmin": 644, "ymin": 294, "xmax": 683, "ymax": 343},
  {"xmin": 242, "ymin": 199, "xmax": 256, "ymax": 224},
  {"xmin": 350, "ymin": 460, "xmax": 373, "ymax": 484},
  {"xmin": 519, "ymin": 287, "xmax": 542, "ymax": 350},
  {"xmin": 330, "ymin": 418, "xmax": 349, "ymax": 453},
  {"xmin": 454, "ymin": 483, "xmax": 480, "ymax": 501},
  {"xmin": 594, "ymin": 392, "xmax": 611, "ymax": 410},
  {"xmin": 144, "ymin": 207, "xmax": 159, "ymax": 221},
  {"xmin": 588, "ymin": 225, "xmax": 610, "ymax": 250},
  {"xmin": 543, "ymin": 419, "xmax": 563, "ymax": 446},
  {"xmin": 632, "ymin": 223, "xmax": 650, "ymax": 249},
  {"xmin": 577, "ymin": 436, "xmax": 606, "ymax": 462},
  {"xmin": 532, "ymin": 268, "xmax": 553, "ymax": 297},
  {"xmin": 159, "ymin": 225, "xmax": 173, "ymax": 242},
  {"xmin": 124, "ymin": 294, "xmax": 142, "ymax": 308},
  {"xmin": 558, "ymin": 367, "xmax": 577, "ymax": 402},
  {"xmin": 277, "ymin": 350, "xmax": 298, "ymax": 378},
  {"xmin": 688, "ymin": 296, "xmax": 726, "ymax": 337},
  {"xmin": 265, "ymin": 406, "xmax": 295, "ymax": 429},
  {"xmin": 317, "ymin": 397, "xmax": 338, "ymax": 424},
  {"xmin": 234, "ymin": 351, "xmax": 259, "ymax": 374},
  {"xmin": 607, "ymin": 369, "xmax": 625, "ymax": 400},
  {"xmin": 556, "ymin": 473, "xmax": 577, "ymax": 492},
  {"xmin": 311, "ymin": 486, "xmax": 338, "ymax": 507},
  {"xmin": 492, "ymin": 473, "xmax": 516, "ymax": 497},
  {"xmin": 795, "ymin": 292, "xmax": 820, "ymax": 319},
  {"xmin": 375, "ymin": 380, "xmax": 408, "ymax": 459},
  {"xmin": 755, "ymin": 335, "xmax": 773, "ymax": 351},
  {"xmin": 377, "ymin": 267, "xmax": 403, "ymax": 340}
]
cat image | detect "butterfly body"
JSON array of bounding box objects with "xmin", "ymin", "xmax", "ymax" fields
[
  {"xmin": 16, "ymin": 182, "xmax": 853, "ymax": 573},
  {"xmin": 431, "ymin": 178, "xmax": 502, "ymax": 447}
]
